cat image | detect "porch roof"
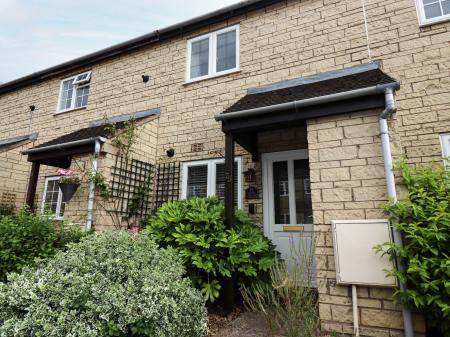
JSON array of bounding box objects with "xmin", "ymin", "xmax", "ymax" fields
[
  {"xmin": 22, "ymin": 108, "xmax": 160, "ymax": 167},
  {"xmin": 0, "ymin": 132, "xmax": 38, "ymax": 150},
  {"xmin": 223, "ymin": 64, "xmax": 396, "ymax": 114},
  {"xmin": 216, "ymin": 63, "xmax": 399, "ymax": 159}
]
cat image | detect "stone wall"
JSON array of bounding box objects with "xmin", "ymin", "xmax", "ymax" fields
[
  {"xmin": 307, "ymin": 109, "xmax": 426, "ymax": 336},
  {"xmin": 0, "ymin": 141, "xmax": 34, "ymax": 212}
]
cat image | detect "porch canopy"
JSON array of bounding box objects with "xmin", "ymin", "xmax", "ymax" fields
[
  {"xmin": 215, "ymin": 62, "xmax": 399, "ymax": 229},
  {"xmin": 21, "ymin": 108, "xmax": 160, "ymax": 210}
]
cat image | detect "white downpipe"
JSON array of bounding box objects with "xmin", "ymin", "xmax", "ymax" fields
[
  {"xmin": 85, "ymin": 139, "xmax": 101, "ymax": 231},
  {"xmin": 352, "ymin": 285, "xmax": 360, "ymax": 337},
  {"xmin": 379, "ymin": 88, "xmax": 415, "ymax": 337}
]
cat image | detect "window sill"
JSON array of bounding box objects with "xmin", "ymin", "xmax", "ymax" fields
[
  {"xmin": 54, "ymin": 106, "xmax": 87, "ymax": 116},
  {"xmin": 418, "ymin": 15, "xmax": 450, "ymax": 27},
  {"xmin": 184, "ymin": 69, "xmax": 241, "ymax": 85}
]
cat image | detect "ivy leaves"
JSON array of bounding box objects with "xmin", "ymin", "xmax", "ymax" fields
[{"xmin": 143, "ymin": 197, "xmax": 276, "ymax": 302}]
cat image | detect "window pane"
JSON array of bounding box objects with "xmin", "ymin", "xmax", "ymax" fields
[
  {"xmin": 60, "ymin": 79, "xmax": 74, "ymax": 110},
  {"xmin": 44, "ymin": 180, "xmax": 63, "ymax": 216},
  {"xmin": 294, "ymin": 159, "xmax": 313, "ymax": 224},
  {"xmin": 187, "ymin": 165, "xmax": 208, "ymax": 197},
  {"xmin": 44, "ymin": 181, "xmax": 58, "ymax": 213},
  {"xmin": 215, "ymin": 163, "xmax": 238, "ymax": 206},
  {"xmin": 216, "ymin": 30, "xmax": 237, "ymax": 72},
  {"xmin": 75, "ymin": 86, "xmax": 90, "ymax": 108},
  {"xmin": 424, "ymin": 2, "xmax": 442, "ymax": 18},
  {"xmin": 190, "ymin": 38, "xmax": 209, "ymax": 79},
  {"xmin": 442, "ymin": 0, "xmax": 450, "ymax": 14},
  {"xmin": 273, "ymin": 161, "xmax": 290, "ymax": 224}
]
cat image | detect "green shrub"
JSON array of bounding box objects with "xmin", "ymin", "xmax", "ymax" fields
[
  {"xmin": 377, "ymin": 161, "xmax": 450, "ymax": 335},
  {"xmin": 143, "ymin": 197, "xmax": 277, "ymax": 302},
  {"xmin": 0, "ymin": 231, "xmax": 207, "ymax": 337},
  {"xmin": 0, "ymin": 208, "xmax": 86, "ymax": 282}
]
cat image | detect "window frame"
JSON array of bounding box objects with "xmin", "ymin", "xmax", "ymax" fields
[
  {"xmin": 56, "ymin": 71, "xmax": 91, "ymax": 114},
  {"xmin": 72, "ymin": 71, "xmax": 92, "ymax": 85},
  {"xmin": 186, "ymin": 25, "xmax": 240, "ymax": 83},
  {"xmin": 41, "ymin": 176, "xmax": 65, "ymax": 220},
  {"xmin": 181, "ymin": 157, "xmax": 242, "ymax": 209},
  {"xmin": 440, "ymin": 133, "xmax": 450, "ymax": 163},
  {"xmin": 415, "ymin": 0, "xmax": 450, "ymax": 26}
]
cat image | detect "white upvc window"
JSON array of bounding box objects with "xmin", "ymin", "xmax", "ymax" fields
[
  {"xmin": 41, "ymin": 177, "xmax": 65, "ymax": 220},
  {"xmin": 181, "ymin": 157, "xmax": 242, "ymax": 208},
  {"xmin": 415, "ymin": 0, "xmax": 450, "ymax": 25},
  {"xmin": 440, "ymin": 133, "xmax": 450, "ymax": 163},
  {"xmin": 186, "ymin": 25, "xmax": 240, "ymax": 82},
  {"xmin": 57, "ymin": 71, "xmax": 91, "ymax": 113}
]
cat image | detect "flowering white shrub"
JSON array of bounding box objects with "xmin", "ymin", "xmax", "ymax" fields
[{"xmin": 0, "ymin": 231, "xmax": 207, "ymax": 337}]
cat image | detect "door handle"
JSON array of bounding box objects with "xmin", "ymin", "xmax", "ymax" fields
[{"xmin": 283, "ymin": 225, "xmax": 304, "ymax": 232}]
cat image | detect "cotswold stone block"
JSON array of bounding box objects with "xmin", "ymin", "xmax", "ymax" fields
[
  {"xmin": 320, "ymin": 167, "xmax": 350, "ymax": 182},
  {"xmin": 353, "ymin": 186, "xmax": 387, "ymax": 201},
  {"xmin": 322, "ymin": 188, "xmax": 352, "ymax": 202},
  {"xmin": 319, "ymin": 146, "xmax": 357, "ymax": 161},
  {"xmin": 317, "ymin": 127, "xmax": 343, "ymax": 142},
  {"xmin": 361, "ymin": 309, "xmax": 403, "ymax": 330},
  {"xmin": 344, "ymin": 123, "xmax": 379, "ymax": 138}
]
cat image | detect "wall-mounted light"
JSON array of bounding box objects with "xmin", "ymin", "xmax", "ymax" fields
[
  {"xmin": 142, "ymin": 75, "xmax": 150, "ymax": 83},
  {"xmin": 166, "ymin": 148, "xmax": 175, "ymax": 158}
]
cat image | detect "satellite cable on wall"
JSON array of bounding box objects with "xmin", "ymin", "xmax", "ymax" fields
[{"xmin": 361, "ymin": 0, "xmax": 373, "ymax": 63}]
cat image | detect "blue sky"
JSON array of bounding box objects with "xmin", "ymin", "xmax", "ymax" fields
[{"xmin": 0, "ymin": 0, "xmax": 240, "ymax": 83}]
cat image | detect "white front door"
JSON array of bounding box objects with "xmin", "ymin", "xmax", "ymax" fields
[{"xmin": 262, "ymin": 150, "xmax": 315, "ymax": 281}]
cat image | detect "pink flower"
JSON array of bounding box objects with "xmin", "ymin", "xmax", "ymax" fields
[
  {"xmin": 130, "ymin": 224, "xmax": 142, "ymax": 240},
  {"xmin": 57, "ymin": 168, "xmax": 75, "ymax": 176}
]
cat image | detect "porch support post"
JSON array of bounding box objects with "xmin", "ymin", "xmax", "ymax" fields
[
  {"xmin": 224, "ymin": 133, "xmax": 235, "ymax": 229},
  {"xmin": 223, "ymin": 133, "xmax": 235, "ymax": 312},
  {"xmin": 25, "ymin": 162, "xmax": 40, "ymax": 211}
]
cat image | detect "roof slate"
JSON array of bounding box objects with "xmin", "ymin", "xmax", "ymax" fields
[{"xmin": 224, "ymin": 68, "xmax": 397, "ymax": 113}]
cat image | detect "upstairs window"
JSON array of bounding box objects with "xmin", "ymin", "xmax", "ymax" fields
[
  {"xmin": 181, "ymin": 158, "xmax": 242, "ymax": 208},
  {"xmin": 41, "ymin": 177, "xmax": 65, "ymax": 220},
  {"xmin": 416, "ymin": 0, "xmax": 450, "ymax": 25},
  {"xmin": 57, "ymin": 71, "xmax": 91, "ymax": 113},
  {"xmin": 186, "ymin": 25, "xmax": 239, "ymax": 82}
]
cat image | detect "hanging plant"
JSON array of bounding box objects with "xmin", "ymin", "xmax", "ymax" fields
[{"xmin": 57, "ymin": 169, "xmax": 81, "ymax": 202}]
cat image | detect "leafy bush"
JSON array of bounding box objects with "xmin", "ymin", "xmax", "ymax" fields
[
  {"xmin": 143, "ymin": 197, "xmax": 277, "ymax": 302},
  {"xmin": 0, "ymin": 231, "xmax": 207, "ymax": 337},
  {"xmin": 377, "ymin": 161, "xmax": 450, "ymax": 335},
  {"xmin": 0, "ymin": 208, "xmax": 86, "ymax": 282}
]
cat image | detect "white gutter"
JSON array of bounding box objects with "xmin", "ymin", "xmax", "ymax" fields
[
  {"xmin": 215, "ymin": 82, "xmax": 400, "ymax": 121},
  {"xmin": 379, "ymin": 88, "xmax": 414, "ymax": 337},
  {"xmin": 85, "ymin": 139, "xmax": 102, "ymax": 231}
]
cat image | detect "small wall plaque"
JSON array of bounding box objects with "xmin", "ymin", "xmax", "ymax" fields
[
  {"xmin": 244, "ymin": 168, "xmax": 256, "ymax": 183},
  {"xmin": 245, "ymin": 186, "xmax": 258, "ymax": 199}
]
